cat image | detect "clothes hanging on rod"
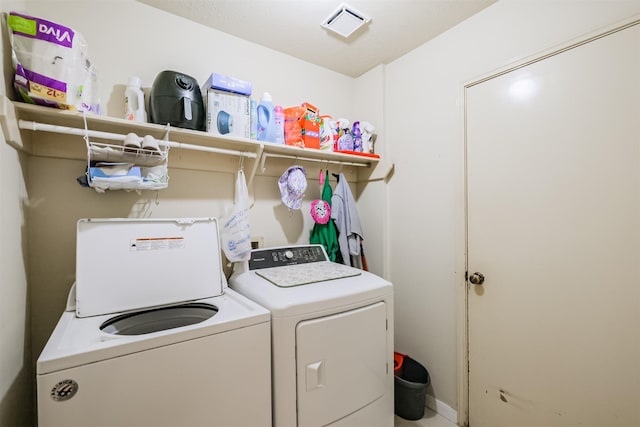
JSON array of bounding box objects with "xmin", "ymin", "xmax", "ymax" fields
[
  {"xmin": 331, "ymin": 172, "xmax": 364, "ymax": 268},
  {"xmin": 309, "ymin": 170, "xmax": 339, "ymax": 262}
]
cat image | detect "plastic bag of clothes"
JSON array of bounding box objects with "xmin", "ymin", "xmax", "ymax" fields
[{"xmin": 7, "ymin": 11, "xmax": 100, "ymax": 113}]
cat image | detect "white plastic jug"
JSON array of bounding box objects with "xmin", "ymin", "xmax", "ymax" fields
[{"xmin": 124, "ymin": 76, "xmax": 146, "ymax": 122}]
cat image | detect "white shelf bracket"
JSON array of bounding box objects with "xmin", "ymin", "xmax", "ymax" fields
[
  {"xmin": 0, "ymin": 97, "xmax": 27, "ymax": 151},
  {"xmin": 247, "ymin": 144, "xmax": 264, "ymax": 188}
]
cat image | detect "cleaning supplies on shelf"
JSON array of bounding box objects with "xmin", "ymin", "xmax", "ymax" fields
[
  {"xmin": 274, "ymin": 105, "xmax": 285, "ymax": 144},
  {"xmin": 284, "ymin": 106, "xmax": 306, "ymax": 147},
  {"xmin": 337, "ymin": 128, "xmax": 354, "ymax": 151},
  {"xmin": 257, "ymin": 92, "xmax": 276, "ymax": 142},
  {"xmin": 124, "ymin": 76, "xmax": 146, "ymax": 122},
  {"xmin": 361, "ymin": 121, "xmax": 375, "ymax": 153},
  {"xmin": 300, "ymin": 102, "xmax": 321, "ymax": 149},
  {"xmin": 333, "ymin": 118, "xmax": 350, "ymax": 151},
  {"xmin": 352, "ymin": 121, "xmax": 362, "ymax": 152},
  {"xmin": 319, "ymin": 115, "xmax": 335, "ymax": 151}
]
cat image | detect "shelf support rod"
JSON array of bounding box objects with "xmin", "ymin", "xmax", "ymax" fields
[
  {"xmin": 18, "ymin": 120, "xmax": 258, "ymax": 159},
  {"xmin": 261, "ymin": 152, "xmax": 370, "ymax": 168}
]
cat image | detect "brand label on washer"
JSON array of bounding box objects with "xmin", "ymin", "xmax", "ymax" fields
[
  {"xmin": 50, "ymin": 379, "xmax": 78, "ymax": 401},
  {"xmin": 131, "ymin": 237, "xmax": 185, "ymax": 251}
]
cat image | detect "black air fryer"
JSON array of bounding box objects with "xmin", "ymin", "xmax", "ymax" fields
[{"xmin": 148, "ymin": 71, "xmax": 205, "ymax": 131}]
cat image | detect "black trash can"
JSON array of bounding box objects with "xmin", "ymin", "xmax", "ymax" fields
[{"xmin": 394, "ymin": 353, "xmax": 431, "ymax": 420}]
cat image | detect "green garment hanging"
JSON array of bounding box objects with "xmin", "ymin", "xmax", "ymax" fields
[{"xmin": 309, "ymin": 170, "xmax": 339, "ymax": 262}]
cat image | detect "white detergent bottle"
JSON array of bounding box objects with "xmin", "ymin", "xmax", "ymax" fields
[{"xmin": 124, "ymin": 76, "xmax": 146, "ymax": 122}]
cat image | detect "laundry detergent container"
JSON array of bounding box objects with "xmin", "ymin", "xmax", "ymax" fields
[
  {"xmin": 148, "ymin": 70, "xmax": 205, "ymax": 131},
  {"xmin": 394, "ymin": 353, "xmax": 431, "ymax": 420}
]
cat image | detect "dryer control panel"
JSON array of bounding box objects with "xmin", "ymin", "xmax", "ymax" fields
[{"xmin": 249, "ymin": 245, "xmax": 327, "ymax": 270}]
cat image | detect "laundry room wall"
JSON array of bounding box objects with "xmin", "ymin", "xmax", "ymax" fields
[
  {"xmin": 0, "ymin": 1, "xmax": 386, "ymax": 424},
  {"xmin": 352, "ymin": 64, "xmax": 386, "ymax": 277},
  {"xmin": 0, "ymin": 1, "xmax": 33, "ymax": 425},
  {"xmin": 0, "ymin": 107, "xmax": 31, "ymax": 427},
  {"xmin": 384, "ymin": 0, "xmax": 640, "ymax": 422}
]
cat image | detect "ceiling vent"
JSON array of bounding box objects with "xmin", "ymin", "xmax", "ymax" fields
[{"xmin": 321, "ymin": 3, "xmax": 371, "ymax": 39}]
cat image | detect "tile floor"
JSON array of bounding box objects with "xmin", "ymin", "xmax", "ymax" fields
[{"xmin": 394, "ymin": 407, "xmax": 458, "ymax": 427}]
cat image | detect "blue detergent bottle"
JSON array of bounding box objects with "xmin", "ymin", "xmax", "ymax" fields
[{"xmin": 257, "ymin": 92, "xmax": 276, "ymax": 142}]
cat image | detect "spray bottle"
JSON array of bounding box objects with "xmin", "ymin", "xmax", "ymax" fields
[{"xmin": 361, "ymin": 121, "xmax": 375, "ymax": 153}]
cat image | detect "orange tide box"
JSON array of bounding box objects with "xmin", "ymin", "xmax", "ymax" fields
[
  {"xmin": 300, "ymin": 102, "xmax": 321, "ymax": 149},
  {"xmin": 284, "ymin": 106, "xmax": 305, "ymax": 147}
]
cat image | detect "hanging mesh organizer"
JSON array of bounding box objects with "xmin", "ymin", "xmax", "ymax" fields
[{"xmin": 82, "ymin": 114, "xmax": 169, "ymax": 193}]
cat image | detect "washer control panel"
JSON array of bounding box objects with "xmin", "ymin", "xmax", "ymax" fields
[{"xmin": 249, "ymin": 245, "xmax": 327, "ymax": 270}]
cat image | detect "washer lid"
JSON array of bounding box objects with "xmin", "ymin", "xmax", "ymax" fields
[{"xmin": 75, "ymin": 217, "xmax": 224, "ymax": 318}]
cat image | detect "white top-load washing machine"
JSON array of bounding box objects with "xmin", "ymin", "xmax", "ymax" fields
[
  {"xmin": 37, "ymin": 217, "xmax": 271, "ymax": 427},
  {"xmin": 230, "ymin": 245, "xmax": 394, "ymax": 427}
]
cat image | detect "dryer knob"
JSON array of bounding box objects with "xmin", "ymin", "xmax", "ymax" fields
[{"xmin": 285, "ymin": 250, "xmax": 294, "ymax": 259}]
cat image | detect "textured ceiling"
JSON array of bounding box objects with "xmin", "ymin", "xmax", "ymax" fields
[{"xmin": 137, "ymin": 0, "xmax": 496, "ymax": 77}]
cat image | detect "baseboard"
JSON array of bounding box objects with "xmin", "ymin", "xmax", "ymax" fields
[{"xmin": 425, "ymin": 394, "xmax": 458, "ymax": 424}]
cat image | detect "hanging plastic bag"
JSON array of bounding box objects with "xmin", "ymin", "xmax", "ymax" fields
[{"xmin": 220, "ymin": 170, "xmax": 251, "ymax": 262}]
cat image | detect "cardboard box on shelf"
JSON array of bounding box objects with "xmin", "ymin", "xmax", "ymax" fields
[
  {"xmin": 300, "ymin": 102, "xmax": 321, "ymax": 149},
  {"xmin": 201, "ymin": 73, "xmax": 252, "ymax": 138},
  {"xmin": 203, "ymin": 89, "xmax": 251, "ymax": 138},
  {"xmin": 203, "ymin": 72, "xmax": 252, "ymax": 96}
]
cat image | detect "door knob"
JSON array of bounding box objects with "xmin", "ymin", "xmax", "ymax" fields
[{"xmin": 469, "ymin": 272, "xmax": 485, "ymax": 285}]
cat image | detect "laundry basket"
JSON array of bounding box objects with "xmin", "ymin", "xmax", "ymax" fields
[{"xmin": 394, "ymin": 352, "xmax": 431, "ymax": 420}]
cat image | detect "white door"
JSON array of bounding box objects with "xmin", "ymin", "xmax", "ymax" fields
[{"xmin": 466, "ymin": 21, "xmax": 640, "ymax": 426}]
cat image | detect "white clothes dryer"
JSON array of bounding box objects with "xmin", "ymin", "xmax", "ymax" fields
[
  {"xmin": 230, "ymin": 245, "xmax": 394, "ymax": 427},
  {"xmin": 37, "ymin": 218, "xmax": 271, "ymax": 427}
]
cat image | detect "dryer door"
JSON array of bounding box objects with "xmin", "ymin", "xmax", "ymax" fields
[{"xmin": 296, "ymin": 302, "xmax": 388, "ymax": 427}]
